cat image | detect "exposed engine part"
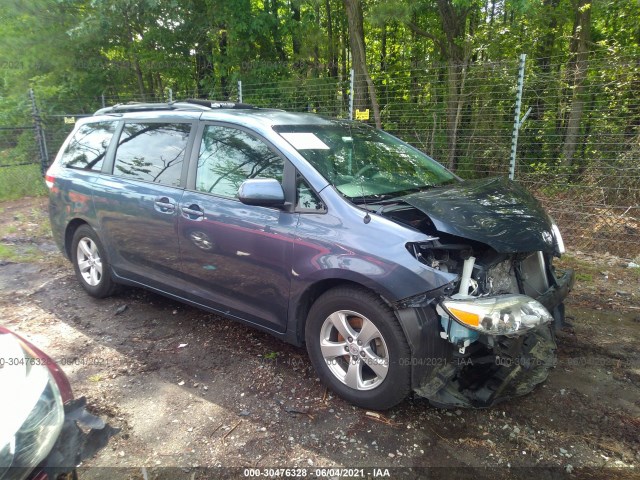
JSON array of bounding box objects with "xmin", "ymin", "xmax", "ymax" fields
[
  {"xmin": 483, "ymin": 258, "xmax": 520, "ymax": 295},
  {"xmin": 408, "ymin": 240, "xmax": 553, "ymax": 301},
  {"xmin": 455, "ymin": 256, "xmax": 476, "ymax": 298}
]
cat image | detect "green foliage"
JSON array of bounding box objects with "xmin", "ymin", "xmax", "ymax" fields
[
  {"xmin": 0, "ymin": 243, "xmax": 40, "ymax": 263},
  {"xmin": 0, "ymin": 0, "xmax": 638, "ymax": 203},
  {"xmin": 0, "ymin": 164, "xmax": 47, "ymax": 200}
]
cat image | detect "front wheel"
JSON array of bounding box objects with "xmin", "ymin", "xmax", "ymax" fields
[
  {"xmin": 305, "ymin": 287, "xmax": 411, "ymax": 410},
  {"xmin": 71, "ymin": 225, "xmax": 117, "ymax": 298}
]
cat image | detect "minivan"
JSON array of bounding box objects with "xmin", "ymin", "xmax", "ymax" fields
[{"xmin": 46, "ymin": 100, "xmax": 574, "ymax": 410}]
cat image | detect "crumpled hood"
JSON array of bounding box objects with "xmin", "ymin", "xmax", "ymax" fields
[{"xmin": 402, "ymin": 177, "xmax": 555, "ymax": 253}]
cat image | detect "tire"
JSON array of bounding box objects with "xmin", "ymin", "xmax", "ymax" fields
[
  {"xmin": 71, "ymin": 225, "xmax": 118, "ymax": 298},
  {"xmin": 305, "ymin": 286, "xmax": 411, "ymax": 410}
]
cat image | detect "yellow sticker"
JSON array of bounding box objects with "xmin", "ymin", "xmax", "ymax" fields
[
  {"xmin": 63, "ymin": 116, "xmax": 76, "ymax": 124},
  {"xmin": 355, "ymin": 109, "xmax": 370, "ymax": 120}
]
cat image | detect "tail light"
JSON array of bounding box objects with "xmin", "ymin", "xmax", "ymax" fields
[{"xmin": 44, "ymin": 174, "xmax": 55, "ymax": 189}]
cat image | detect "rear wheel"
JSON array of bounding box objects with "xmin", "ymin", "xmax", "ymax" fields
[
  {"xmin": 71, "ymin": 225, "xmax": 117, "ymax": 298},
  {"xmin": 305, "ymin": 287, "xmax": 411, "ymax": 410}
]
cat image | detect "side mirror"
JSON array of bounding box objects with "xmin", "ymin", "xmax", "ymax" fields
[{"xmin": 238, "ymin": 178, "xmax": 286, "ymax": 207}]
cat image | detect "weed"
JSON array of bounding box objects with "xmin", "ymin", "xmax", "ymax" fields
[
  {"xmin": 0, "ymin": 243, "xmax": 40, "ymax": 262},
  {"xmin": 575, "ymin": 272, "xmax": 593, "ymax": 282},
  {"xmin": 0, "ymin": 164, "xmax": 47, "ymax": 201}
]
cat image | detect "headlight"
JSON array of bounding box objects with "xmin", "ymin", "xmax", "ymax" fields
[
  {"xmin": 441, "ymin": 294, "xmax": 553, "ymax": 336},
  {"xmin": 549, "ymin": 218, "xmax": 566, "ymax": 255},
  {"xmin": 0, "ymin": 333, "xmax": 64, "ymax": 479}
]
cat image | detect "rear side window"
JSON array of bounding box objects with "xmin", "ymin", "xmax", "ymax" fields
[
  {"xmin": 113, "ymin": 122, "xmax": 191, "ymax": 187},
  {"xmin": 196, "ymin": 125, "xmax": 283, "ymax": 198},
  {"xmin": 60, "ymin": 121, "xmax": 116, "ymax": 170}
]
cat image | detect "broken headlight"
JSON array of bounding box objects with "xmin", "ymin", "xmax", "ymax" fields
[
  {"xmin": 441, "ymin": 294, "xmax": 553, "ymax": 336},
  {"xmin": 0, "ymin": 333, "xmax": 64, "ymax": 479}
]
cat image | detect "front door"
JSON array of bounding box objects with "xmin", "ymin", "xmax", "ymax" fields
[{"xmin": 178, "ymin": 124, "xmax": 297, "ymax": 332}]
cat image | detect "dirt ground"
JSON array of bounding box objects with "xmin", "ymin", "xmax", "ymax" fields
[{"xmin": 1, "ymin": 197, "xmax": 639, "ymax": 479}]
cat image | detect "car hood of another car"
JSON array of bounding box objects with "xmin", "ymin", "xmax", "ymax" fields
[{"xmin": 401, "ymin": 177, "xmax": 555, "ymax": 254}]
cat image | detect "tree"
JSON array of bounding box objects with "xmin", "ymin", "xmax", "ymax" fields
[
  {"xmin": 343, "ymin": 0, "xmax": 381, "ymax": 128},
  {"xmin": 561, "ymin": 0, "xmax": 591, "ymax": 166}
]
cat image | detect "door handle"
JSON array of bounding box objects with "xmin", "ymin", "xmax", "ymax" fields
[
  {"xmin": 181, "ymin": 204, "xmax": 204, "ymax": 220},
  {"xmin": 154, "ymin": 197, "xmax": 176, "ymax": 214}
]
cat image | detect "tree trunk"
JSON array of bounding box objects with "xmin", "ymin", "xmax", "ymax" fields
[
  {"xmin": 380, "ymin": 23, "xmax": 387, "ymax": 73},
  {"xmin": 343, "ymin": 0, "xmax": 381, "ymax": 128},
  {"xmin": 532, "ymin": 0, "xmax": 560, "ymax": 122},
  {"xmin": 219, "ymin": 28, "xmax": 229, "ymax": 98},
  {"xmin": 314, "ymin": 3, "xmax": 321, "ymax": 78},
  {"xmin": 124, "ymin": 14, "xmax": 146, "ymax": 97},
  {"xmin": 194, "ymin": 49, "xmax": 209, "ymax": 98},
  {"xmin": 409, "ymin": 13, "xmax": 420, "ymax": 103},
  {"xmin": 561, "ymin": 0, "xmax": 591, "ymax": 166},
  {"xmin": 341, "ymin": 13, "xmax": 349, "ymax": 108},
  {"xmin": 133, "ymin": 58, "xmax": 146, "ymax": 98},
  {"xmin": 325, "ymin": 0, "xmax": 338, "ymax": 78},
  {"xmin": 292, "ymin": 2, "xmax": 301, "ymax": 57},
  {"xmin": 437, "ymin": 0, "xmax": 469, "ymax": 171},
  {"xmin": 268, "ymin": 0, "xmax": 286, "ymax": 62}
]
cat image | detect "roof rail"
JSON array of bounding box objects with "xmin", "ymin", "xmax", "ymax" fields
[
  {"xmin": 183, "ymin": 99, "xmax": 257, "ymax": 110},
  {"xmin": 94, "ymin": 99, "xmax": 257, "ymax": 116}
]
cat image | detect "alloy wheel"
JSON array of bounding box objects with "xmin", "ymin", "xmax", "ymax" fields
[{"xmin": 319, "ymin": 310, "xmax": 389, "ymax": 391}]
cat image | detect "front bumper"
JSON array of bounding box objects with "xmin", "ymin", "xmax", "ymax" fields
[
  {"xmin": 397, "ymin": 268, "xmax": 575, "ymax": 408},
  {"xmin": 537, "ymin": 268, "xmax": 575, "ymax": 328},
  {"xmin": 40, "ymin": 397, "xmax": 119, "ymax": 478}
]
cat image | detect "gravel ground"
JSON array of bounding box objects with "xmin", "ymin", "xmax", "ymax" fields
[{"xmin": 1, "ymin": 197, "xmax": 639, "ymax": 480}]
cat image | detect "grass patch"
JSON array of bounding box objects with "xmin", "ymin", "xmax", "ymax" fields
[
  {"xmin": 575, "ymin": 272, "xmax": 593, "ymax": 283},
  {"xmin": 0, "ymin": 199, "xmax": 53, "ymax": 263},
  {"xmin": 0, "ymin": 243, "xmax": 40, "ymax": 262},
  {"xmin": 557, "ymin": 254, "xmax": 599, "ymax": 276},
  {"xmin": 0, "ymin": 164, "xmax": 47, "ymax": 200},
  {"xmin": 0, "ymin": 202, "xmax": 52, "ymax": 239}
]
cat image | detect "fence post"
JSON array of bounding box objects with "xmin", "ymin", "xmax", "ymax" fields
[
  {"xmin": 509, "ymin": 54, "xmax": 526, "ymax": 181},
  {"xmin": 101, "ymin": 92, "xmax": 106, "ymax": 109},
  {"xmin": 168, "ymin": 88, "xmax": 173, "ymax": 103},
  {"xmin": 349, "ymin": 69, "xmax": 354, "ymax": 120},
  {"xmin": 238, "ymin": 80, "xmax": 243, "ymax": 103},
  {"xmin": 29, "ymin": 89, "xmax": 49, "ymax": 175}
]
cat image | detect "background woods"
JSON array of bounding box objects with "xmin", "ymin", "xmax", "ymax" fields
[{"xmin": 0, "ymin": 0, "xmax": 639, "ymax": 256}]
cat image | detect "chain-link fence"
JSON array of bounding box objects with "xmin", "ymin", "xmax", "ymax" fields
[
  {"xmin": 240, "ymin": 55, "xmax": 639, "ymax": 258},
  {"xmin": 8, "ymin": 52, "xmax": 639, "ymax": 258},
  {"xmin": 0, "ymin": 125, "xmax": 47, "ymax": 199}
]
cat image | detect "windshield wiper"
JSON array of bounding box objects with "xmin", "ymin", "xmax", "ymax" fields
[{"xmin": 351, "ymin": 193, "xmax": 399, "ymax": 205}]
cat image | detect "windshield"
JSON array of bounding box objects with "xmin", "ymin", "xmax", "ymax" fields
[{"xmin": 275, "ymin": 122, "xmax": 457, "ymax": 202}]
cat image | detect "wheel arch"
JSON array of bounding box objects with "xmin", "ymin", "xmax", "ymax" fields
[
  {"xmin": 286, "ymin": 274, "xmax": 398, "ymax": 347},
  {"xmin": 64, "ymin": 218, "xmax": 90, "ymax": 259}
]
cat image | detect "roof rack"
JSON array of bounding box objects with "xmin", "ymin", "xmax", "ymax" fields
[{"xmin": 94, "ymin": 99, "xmax": 257, "ymax": 115}]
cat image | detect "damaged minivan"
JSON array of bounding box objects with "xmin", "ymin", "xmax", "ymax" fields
[{"xmin": 47, "ymin": 101, "xmax": 574, "ymax": 410}]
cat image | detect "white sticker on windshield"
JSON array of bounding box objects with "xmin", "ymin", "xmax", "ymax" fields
[{"xmin": 280, "ymin": 132, "xmax": 330, "ymax": 150}]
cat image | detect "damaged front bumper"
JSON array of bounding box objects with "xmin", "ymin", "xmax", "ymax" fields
[
  {"xmin": 40, "ymin": 397, "xmax": 119, "ymax": 478},
  {"xmin": 397, "ymin": 268, "xmax": 575, "ymax": 408},
  {"xmin": 2, "ymin": 397, "xmax": 118, "ymax": 480}
]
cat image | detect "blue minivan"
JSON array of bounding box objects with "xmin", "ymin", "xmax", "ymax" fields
[{"xmin": 46, "ymin": 100, "xmax": 574, "ymax": 410}]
